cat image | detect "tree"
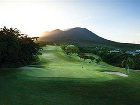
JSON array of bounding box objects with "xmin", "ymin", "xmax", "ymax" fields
[
  {"xmin": 0, "ymin": 26, "xmax": 41, "ymax": 67},
  {"xmin": 95, "ymin": 57, "xmax": 102, "ymax": 64},
  {"xmin": 61, "ymin": 44, "xmax": 67, "ymax": 52},
  {"xmin": 61, "ymin": 45, "xmax": 79, "ymax": 55},
  {"xmin": 122, "ymin": 56, "xmax": 134, "ymax": 74}
]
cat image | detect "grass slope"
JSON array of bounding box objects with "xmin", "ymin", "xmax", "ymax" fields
[{"xmin": 0, "ymin": 45, "xmax": 140, "ymax": 105}]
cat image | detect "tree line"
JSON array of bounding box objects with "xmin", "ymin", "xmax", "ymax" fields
[
  {"xmin": 78, "ymin": 45, "xmax": 140, "ymax": 70},
  {"xmin": 61, "ymin": 44, "xmax": 102, "ymax": 64}
]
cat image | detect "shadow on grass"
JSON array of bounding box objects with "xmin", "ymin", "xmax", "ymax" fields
[
  {"xmin": 0, "ymin": 75, "xmax": 140, "ymax": 105},
  {"xmin": 27, "ymin": 65, "xmax": 46, "ymax": 68}
]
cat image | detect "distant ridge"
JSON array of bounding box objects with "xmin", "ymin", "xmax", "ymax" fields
[{"xmin": 39, "ymin": 27, "xmax": 140, "ymax": 49}]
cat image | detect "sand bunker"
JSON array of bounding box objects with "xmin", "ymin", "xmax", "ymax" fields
[{"xmin": 104, "ymin": 72, "xmax": 128, "ymax": 77}]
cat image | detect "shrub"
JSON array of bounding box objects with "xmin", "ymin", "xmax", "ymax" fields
[{"xmin": 61, "ymin": 44, "xmax": 79, "ymax": 55}]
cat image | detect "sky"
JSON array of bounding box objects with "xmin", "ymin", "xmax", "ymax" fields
[{"xmin": 0, "ymin": 0, "xmax": 140, "ymax": 43}]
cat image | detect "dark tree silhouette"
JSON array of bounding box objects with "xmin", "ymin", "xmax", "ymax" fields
[{"xmin": 0, "ymin": 26, "xmax": 41, "ymax": 67}]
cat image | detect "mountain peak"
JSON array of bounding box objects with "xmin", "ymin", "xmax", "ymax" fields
[
  {"xmin": 52, "ymin": 29, "xmax": 62, "ymax": 32},
  {"xmin": 40, "ymin": 27, "xmax": 103, "ymax": 44},
  {"xmin": 68, "ymin": 27, "xmax": 88, "ymax": 31}
]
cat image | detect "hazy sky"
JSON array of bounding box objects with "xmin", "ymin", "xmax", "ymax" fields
[{"xmin": 0, "ymin": 0, "xmax": 140, "ymax": 43}]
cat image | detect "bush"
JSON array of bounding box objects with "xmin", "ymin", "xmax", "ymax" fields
[
  {"xmin": 95, "ymin": 57, "xmax": 102, "ymax": 64},
  {"xmin": 61, "ymin": 44, "xmax": 79, "ymax": 55},
  {"xmin": 0, "ymin": 27, "xmax": 41, "ymax": 67}
]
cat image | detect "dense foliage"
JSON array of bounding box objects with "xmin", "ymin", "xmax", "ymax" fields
[
  {"xmin": 0, "ymin": 27, "xmax": 41, "ymax": 67},
  {"xmin": 61, "ymin": 44, "xmax": 79, "ymax": 55},
  {"xmin": 79, "ymin": 45, "xmax": 140, "ymax": 70}
]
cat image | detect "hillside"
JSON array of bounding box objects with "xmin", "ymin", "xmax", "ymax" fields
[{"xmin": 39, "ymin": 27, "xmax": 140, "ymax": 49}]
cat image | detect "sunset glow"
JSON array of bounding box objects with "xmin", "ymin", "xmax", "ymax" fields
[
  {"xmin": 0, "ymin": 0, "xmax": 140, "ymax": 43},
  {"xmin": 0, "ymin": 1, "xmax": 61, "ymax": 36}
]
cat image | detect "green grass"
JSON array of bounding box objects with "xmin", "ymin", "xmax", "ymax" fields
[{"xmin": 0, "ymin": 45, "xmax": 140, "ymax": 105}]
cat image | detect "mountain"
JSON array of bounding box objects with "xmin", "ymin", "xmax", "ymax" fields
[
  {"xmin": 40, "ymin": 27, "xmax": 106, "ymax": 43},
  {"xmin": 39, "ymin": 27, "xmax": 140, "ymax": 49}
]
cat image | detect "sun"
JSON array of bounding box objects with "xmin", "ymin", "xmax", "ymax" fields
[{"xmin": 0, "ymin": 2, "xmax": 64, "ymax": 37}]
